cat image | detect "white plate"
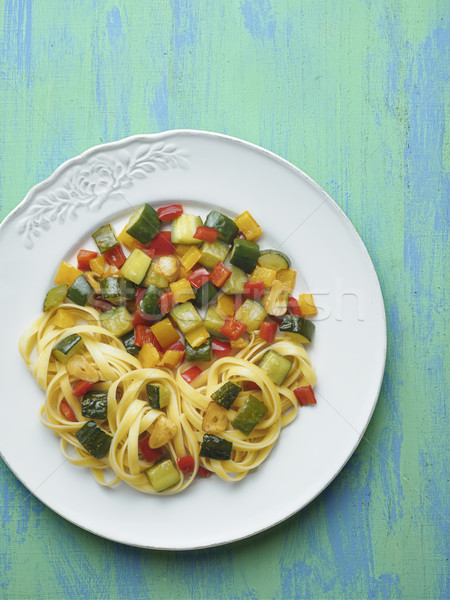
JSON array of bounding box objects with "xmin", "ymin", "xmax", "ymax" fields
[{"xmin": 0, "ymin": 131, "xmax": 386, "ymax": 549}]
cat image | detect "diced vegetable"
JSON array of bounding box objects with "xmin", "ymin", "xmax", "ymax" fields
[
  {"xmin": 93, "ymin": 298, "xmax": 114, "ymax": 313},
  {"xmin": 126, "ymin": 204, "xmax": 161, "ymax": 243},
  {"xmin": 139, "ymin": 437, "xmax": 164, "ymax": 462},
  {"xmin": 121, "ymin": 330, "xmax": 141, "ymax": 356},
  {"xmin": 158, "ymin": 291, "xmax": 175, "ymax": 315},
  {"xmin": 153, "ymin": 256, "xmax": 180, "ymax": 282},
  {"xmin": 72, "ymin": 380, "xmax": 94, "ymax": 397},
  {"xmin": 181, "ymin": 365, "xmax": 202, "ymax": 384},
  {"xmin": 89, "ymin": 254, "xmax": 107, "ymax": 277},
  {"xmin": 185, "ymin": 338, "xmax": 212, "ymax": 362},
  {"xmin": 77, "ymin": 249, "xmax": 98, "ymax": 271},
  {"xmin": 150, "ymin": 232, "xmax": 176, "ymax": 255},
  {"xmin": 220, "ymin": 317, "xmax": 247, "ymax": 341},
  {"xmin": 146, "ymin": 383, "xmax": 170, "ymax": 409},
  {"xmin": 258, "ymin": 249, "xmax": 291, "ymax": 271},
  {"xmin": 211, "ymin": 381, "xmax": 241, "ymax": 409},
  {"xmin": 258, "ymin": 350, "xmax": 291, "ymax": 386},
  {"xmin": 52, "ymin": 334, "xmax": 84, "ymax": 364},
  {"xmin": 143, "ymin": 263, "xmax": 169, "ymax": 289},
  {"xmin": 170, "ymin": 278, "xmax": 195, "ymax": 304},
  {"xmin": 138, "ymin": 343, "xmax": 160, "ymax": 368},
  {"xmin": 184, "ymin": 325, "xmax": 210, "ymax": 348},
  {"xmin": 216, "ymin": 294, "xmax": 235, "ymax": 318},
  {"xmin": 288, "ymin": 296, "xmax": 302, "ymax": 316},
  {"xmin": 100, "ymin": 306, "xmax": 133, "ymax": 337},
  {"xmin": 259, "ymin": 320, "xmax": 277, "ymax": 343},
  {"xmin": 140, "ymin": 285, "xmax": 163, "ymax": 316},
  {"xmin": 199, "ymin": 434, "xmax": 232, "ymax": 460},
  {"xmin": 120, "ymin": 248, "xmax": 152, "ymax": 285},
  {"xmin": 211, "ymin": 338, "xmax": 232, "ymax": 358},
  {"xmin": 202, "ymin": 401, "xmax": 228, "ymax": 433},
  {"xmin": 230, "ymin": 337, "xmax": 247, "ymax": 349},
  {"xmin": 174, "ymin": 244, "xmax": 191, "ymax": 257},
  {"xmin": 171, "ymin": 214, "xmax": 203, "ymax": 245},
  {"xmin": 209, "ymin": 262, "xmax": 231, "ymax": 288},
  {"xmin": 262, "ymin": 279, "xmax": 289, "ymax": 316},
  {"xmin": 54, "ymin": 262, "xmax": 83, "ymax": 287},
  {"xmin": 134, "ymin": 327, "xmax": 162, "ymax": 352},
  {"xmin": 193, "ymin": 226, "xmax": 218, "ymax": 243},
  {"xmin": 249, "ymin": 266, "xmax": 277, "ymax": 288},
  {"xmin": 149, "ymin": 416, "xmax": 177, "ymax": 448},
  {"xmin": 230, "ymin": 239, "xmax": 260, "ymax": 273},
  {"xmin": 60, "ymin": 399, "xmax": 77, "ymax": 422},
  {"xmin": 170, "ymin": 302, "xmax": 202, "ymax": 333},
  {"xmin": 177, "ymin": 455, "xmax": 195, "ymax": 474},
  {"xmin": 198, "ymin": 239, "xmax": 230, "ymax": 269},
  {"xmin": 279, "ymin": 314, "xmax": 315, "ymax": 342},
  {"xmin": 100, "ymin": 276, "xmax": 135, "ymax": 305},
  {"xmin": 187, "ymin": 267, "xmax": 210, "ymax": 289},
  {"xmin": 204, "ymin": 306, "xmax": 226, "ymax": 338},
  {"xmin": 193, "ymin": 281, "xmax": 218, "ymax": 308},
  {"xmin": 298, "ymin": 293, "xmax": 317, "ymax": 316},
  {"xmin": 234, "ymin": 210, "xmax": 262, "ymax": 241},
  {"xmin": 157, "ymin": 204, "xmax": 183, "ymax": 222},
  {"xmin": 81, "ymin": 390, "xmax": 108, "ymax": 420},
  {"xmin": 52, "ymin": 308, "xmax": 75, "ymax": 328},
  {"xmin": 104, "ymin": 244, "xmax": 126, "ymax": 268},
  {"xmin": 117, "ymin": 226, "xmax": 140, "ymax": 251},
  {"xmin": 234, "ymin": 299, "xmax": 266, "ymax": 332},
  {"xmin": 159, "ymin": 349, "xmax": 184, "ymax": 368},
  {"xmin": 204, "ymin": 210, "xmax": 239, "ymax": 244},
  {"xmin": 44, "ymin": 284, "xmax": 68, "ymax": 311},
  {"xmin": 66, "ymin": 354, "xmax": 99, "ymax": 383},
  {"xmin": 242, "ymin": 280, "xmax": 265, "ymax": 300},
  {"xmin": 198, "ymin": 466, "xmax": 211, "ymax": 477},
  {"xmin": 276, "ymin": 268, "xmax": 296, "ymax": 294},
  {"xmin": 231, "ymin": 395, "xmax": 267, "ymax": 435},
  {"xmin": 145, "ymin": 459, "xmax": 180, "ymax": 492},
  {"xmin": 75, "ymin": 421, "xmax": 112, "ymax": 459},
  {"xmin": 151, "ymin": 318, "xmax": 180, "ymax": 348},
  {"xmin": 180, "ymin": 246, "xmax": 202, "ymax": 271},
  {"xmin": 92, "ymin": 224, "xmax": 119, "ymax": 254},
  {"xmin": 221, "ymin": 265, "xmax": 248, "ymax": 295},
  {"xmin": 294, "ymin": 386, "xmax": 317, "ymax": 406}
]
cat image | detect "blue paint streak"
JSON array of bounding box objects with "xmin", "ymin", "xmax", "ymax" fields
[
  {"xmin": 3, "ymin": 0, "xmax": 33, "ymax": 84},
  {"xmin": 106, "ymin": 6, "xmax": 123, "ymax": 45},
  {"xmin": 240, "ymin": 0, "xmax": 276, "ymax": 41},
  {"xmin": 171, "ymin": 0, "xmax": 196, "ymax": 50},
  {"xmin": 151, "ymin": 72, "xmax": 169, "ymax": 130}
]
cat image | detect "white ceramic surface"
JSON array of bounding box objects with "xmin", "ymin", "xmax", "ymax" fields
[{"xmin": 0, "ymin": 131, "xmax": 386, "ymax": 549}]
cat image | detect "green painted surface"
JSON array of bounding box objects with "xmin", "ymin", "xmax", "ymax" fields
[{"xmin": 0, "ymin": 1, "xmax": 448, "ymax": 598}]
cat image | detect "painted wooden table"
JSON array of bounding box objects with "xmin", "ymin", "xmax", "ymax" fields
[{"xmin": 0, "ymin": 1, "xmax": 448, "ymax": 598}]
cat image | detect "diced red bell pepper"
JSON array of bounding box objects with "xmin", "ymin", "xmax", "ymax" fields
[
  {"xmin": 134, "ymin": 326, "xmax": 163, "ymax": 352},
  {"xmin": 188, "ymin": 268, "xmax": 210, "ymax": 290},
  {"xmin": 181, "ymin": 365, "xmax": 202, "ymax": 384},
  {"xmin": 138, "ymin": 437, "xmax": 165, "ymax": 462},
  {"xmin": 294, "ymin": 386, "xmax": 317, "ymax": 406},
  {"xmin": 197, "ymin": 466, "xmax": 211, "ymax": 477},
  {"xmin": 243, "ymin": 280, "xmax": 265, "ymax": 300},
  {"xmin": 77, "ymin": 249, "xmax": 98, "ymax": 271},
  {"xmin": 135, "ymin": 287, "xmax": 147, "ymax": 306},
  {"xmin": 177, "ymin": 455, "xmax": 195, "ymax": 474},
  {"xmin": 72, "ymin": 380, "xmax": 94, "ymax": 397},
  {"xmin": 288, "ymin": 296, "xmax": 302, "ymax": 317},
  {"xmin": 246, "ymin": 381, "xmax": 260, "ymax": 390},
  {"xmin": 158, "ymin": 291, "xmax": 175, "ymax": 315},
  {"xmin": 132, "ymin": 310, "xmax": 156, "ymax": 327},
  {"xmin": 211, "ymin": 338, "xmax": 232, "ymax": 358},
  {"xmin": 93, "ymin": 297, "xmax": 115, "ymax": 313},
  {"xmin": 209, "ymin": 263, "xmax": 231, "ymax": 288},
  {"xmin": 104, "ymin": 244, "xmax": 126, "ymax": 267},
  {"xmin": 157, "ymin": 204, "xmax": 183, "ymax": 222},
  {"xmin": 259, "ymin": 320, "xmax": 277, "ymax": 344},
  {"xmin": 60, "ymin": 399, "xmax": 77, "ymax": 421},
  {"xmin": 220, "ymin": 317, "xmax": 247, "ymax": 341},
  {"xmin": 136, "ymin": 245, "xmax": 155, "ymax": 259},
  {"xmin": 193, "ymin": 226, "xmax": 218, "ymax": 243},
  {"xmin": 150, "ymin": 231, "xmax": 175, "ymax": 255},
  {"xmin": 166, "ymin": 340, "xmax": 185, "ymax": 353},
  {"xmin": 234, "ymin": 295, "xmax": 244, "ymax": 312}
]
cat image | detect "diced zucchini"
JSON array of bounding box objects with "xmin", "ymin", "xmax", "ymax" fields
[
  {"xmin": 234, "ymin": 299, "xmax": 267, "ymax": 332},
  {"xmin": 145, "ymin": 459, "xmax": 180, "ymax": 492},
  {"xmin": 170, "ymin": 302, "xmax": 202, "ymax": 333},
  {"xmin": 171, "ymin": 214, "xmax": 203, "ymax": 245},
  {"xmin": 230, "ymin": 239, "xmax": 260, "ymax": 273},
  {"xmin": 120, "ymin": 248, "xmax": 152, "ymax": 285},
  {"xmin": 52, "ymin": 334, "xmax": 84, "ymax": 364},
  {"xmin": 199, "ymin": 434, "xmax": 232, "ymax": 460},
  {"xmin": 193, "ymin": 281, "xmax": 218, "ymax": 308},
  {"xmin": 185, "ymin": 338, "xmax": 212, "ymax": 362},
  {"xmin": 231, "ymin": 395, "xmax": 268, "ymax": 435},
  {"xmin": 211, "ymin": 381, "xmax": 241, "ymax": 409},
  {"xmin": 75, "ymin": 421, "xmax": 112, "ymax": 459},
  {"xmin": 204, "ymin": 306, "xmax": 226, "ymax": 338},
  {"xmin": 100, "ymin": 277, "xmax": 135, "ymax": 305},
  {"xmin": 279, "ymin": 314, "xmax": 315, "ymax": 342},
  {"xmin": 67, "ymin": 275, "xmax": 95, "ymax": 306},
  {"xmin": 198, "ymin": 240, "xmax": 230, "ymax": 269},
  {"xmin": 204, "ymin": 210, "xmax": 239, "ymax": 244},
  {"xmin": 121, "ymin": 330, "xmax": 140, "ymax": 356},
  {"xmin": 43, "ymin": 284, "xmax": 68, "ymax": 311},
  {"xmin": 258, "ymin": 249, "xmax": 291, "ymax": 271},
  {"xmin": 126, "ymin": 204, "xmax": 161, "ymax": 243},
  {"xmin": 100, "ymin": 306, "xmax": 133, "ymax": 337},
  {"xmin": 140, "ymin": 285, "xmax": 163, "ymax": 316},
  {"xmin": 221, "ymin": 265, "xmax": 248, "ymax": 295},
  {"xmin": 146, "ymin": 384, "xmax": 170, "ymax": 409},
  {"xmin": 258, "ymin": 350, "xmax": 292, "ymax": 386},
  {"xmin": 143, "ymin": 263, "xmax": 169, "ymax": 288},
  {"xmin": 81, "ymin": 390, "xmax": 108, "ymax": 420},
  {"xmin": 92, "ymin": 224, "xmax": 118, "ymax": 254}
]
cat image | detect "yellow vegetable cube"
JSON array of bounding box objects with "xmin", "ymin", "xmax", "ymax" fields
[
  {"xmin": 249, "ymin": 266, "xmax": 277, "ymax": 287},
  {"xmin": 89, "ymin": 254, "xmax": 106, "ymax": 277},
  {"xmin": 180, "ymin": 246, "xmax": 202, "ymax": 271},
  {"xmin": 298, "ymin": 293, "xmax": 317, "ymax": 316},
  {"xmin": 178, "ymin": 265, "xmax": 193, "ymax": 279},
  {"xmin": 276, "ymin": 268, "xmax": 296, "ymax": 294},
  {"xmin": 234, "ymin": 211, "xmax": 262, "ymax": 241},
  {"xmin": 174, "ymin": 244, "xmax": 191, "ymax": 257},
  {"xmin": 117, "ymin": 226, "xmax": 140, "ymax": 251},
  {"xmin": 138, "ymin": 343, "xmax": 160, "ymax": 368},
  {"xmin": 184, "ymin": 325, "xmax": 210, "ymax": 348},
  {"xmin": 230, "ymin": 337, "xmax": 247, "ymax": 349},
  {"xmin": 216, "ymin": 294, "xmax": 235, "ymax": 318},
  {"xmin": 54, "ymin": 262, "xmax": 83, "ymax": 286},
  {"xmin": 151, "ymin": 318, "xmax": 180, "ymax": 348},
  {"xmin": 52, "ymin": 309, "xmax": 76, "ymax": 329},
  {"xmin": 159, "ymin": 350, "xmax": 184, "ymax": 368},
  {"xmin": 170, "ymin": 278, "xmax": 195, "ymax": 304},
  {"xmin": 102, "ymin": 265, "xmax": 121, "ymax": 278}
]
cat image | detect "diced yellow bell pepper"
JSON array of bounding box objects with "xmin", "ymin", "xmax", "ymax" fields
[
  {"xmin": 159, "ymin": 350, "xmax": 184, "ymax": 368},
  {"xmin": 276, "ymin": 268, "xmax": 296, "ymax": 294},
  {"xmin": 89, "ymin": 254, "xmax": 106, "ymax": 277},
  {"xmin": 298, "ymin": 293, "xmax": 317, "ymax": 316},
  {"xmin": 52, "ymin": 309, "xmax": 76, "ymax": 329},
  {"xmin": 181, "ymin": 246, "xmax": 202, "ymax": 271},
  {"xmin": 216, "ymin": 294, "xmax": 235, "ymax": 318},
  {"xmin": 117, "ymin": 226, "xmax": 140, "ymax": 251},
  {"xmin": 54, "ymin": 262, "xmax": 83, "ymax": 286},
  {"xmin": 151, "ymin": 318, "xmax": 180, "ymax": 348},
  {"xmin": 138, "ymin": 343, "xmax": 160, "ymax": 368},
  {"xmin": 184, "ymin": 325, "xmax": 210, "ymax": 348},
  {"xmin": 174, "ymin": 244, "xmax": 191, "ymax": 257},
  {"xmin": 102, "ymin": 265, "xmax": 121, "ymax": 278},
  {"xmin": 178, "ymin": 265, "xmax": 193, "ymax": 280},
  {"xmin": 234, "ymin": 211, "xmax": 263, "ymax": 241},
  {"xmin": 170, "ymin": 278, "xmax": 195, "ymax": 304},
  {"xmin": 230, "ymin": 337, "xmax": 247, "ymax": 349},
  {"xmin": 249, "ymin": 265, "xmax": 277, "ymax": 287}
]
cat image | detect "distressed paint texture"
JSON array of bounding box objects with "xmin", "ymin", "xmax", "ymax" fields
[{"xmin": 0, "ymin": 1, "xmax": 448, "ymax": 598}]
